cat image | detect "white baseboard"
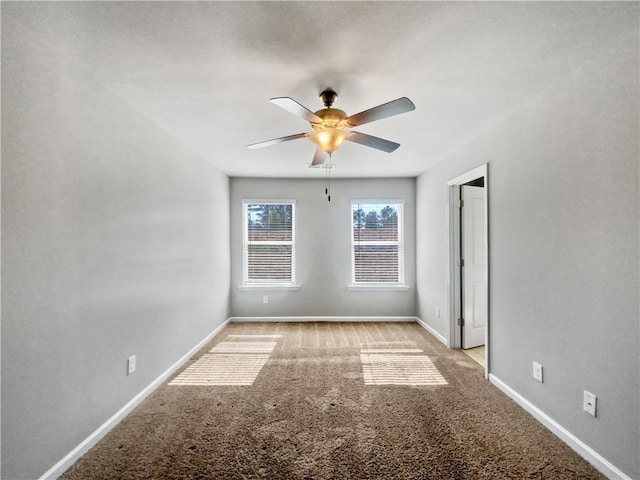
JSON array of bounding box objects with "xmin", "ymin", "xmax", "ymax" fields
[
  {"xmin": 489, "ymin": 374, "xmax": 632, "ymax": 480},
  {"xmin": 229, "ymin": 316, "xmax": 418, "ymax": 323},
  {"xmin": 40, "ymin": 318, "xmax": 231, "ymax": 480},
  {"xmin": 415, "ymin": 317, "xmax": 449, "ymax": 346}
]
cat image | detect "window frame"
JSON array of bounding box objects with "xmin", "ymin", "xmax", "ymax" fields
[
  {"xmin": 242, "ymin": 199, "xmax": 297, "ymax": 288},
  {"xmin": 350, "ymin": 199, "xmax": 407, "ymax": 289}
]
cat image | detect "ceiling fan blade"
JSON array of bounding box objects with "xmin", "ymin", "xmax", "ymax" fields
[
  {"xmin": 271, "ymin": 97, "xmax": 323, "ymax": 124},
  {"xmin": 310, "ymin": 148, "xmax": 327, "ymax": 166},
  {"xmin": 346, "ymin": 97, "xmax": 415, "ymax": 127},
  {"xmin": 347, "ymin": 131, "xmax": 400, "ymax": 153},
  {"xmin": 247, "ymin": 132, "xmax": 308, "ymax": 149}
]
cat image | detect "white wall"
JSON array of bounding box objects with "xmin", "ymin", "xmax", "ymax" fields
[
  {"xmin": 230, "ymin": 178, "xmax": 416, "ymax": 318},
  {"xmin": 416, "ymin": 11, "xmax": 639, "ymax": 478},
  {"xmin": 1, "ymin": 14, "xmax": 230, "ymax": 480}
]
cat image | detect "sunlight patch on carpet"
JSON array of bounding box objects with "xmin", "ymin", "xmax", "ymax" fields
[
  {"xmin": 360, "ymin": 349, "xmax": 424, "ymax": 354},
  {"xmin": 169, "ymin": 335, "xmax": 281, "ymax": 386},
  {"xmin": 168, "ymin": 354, "xmax": 271, "ymax": 386},
  {"xmin": 360, "ymin": 351, "xmax": 448, "ymax": 386},
  {"xmin": 360, "ymin": 341, "xmax": 417, "ymax": 348},
  {"xmin": 210, "ymin": 341, "xmax": 278, "ymax": 353},
  {"xmin": 227, "ymin": 334, "xmax": 282, "ymax": 339}
]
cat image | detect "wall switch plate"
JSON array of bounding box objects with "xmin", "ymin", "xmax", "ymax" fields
[
  {"xmin": 127, "ymin": 355, "xmax": 136, "ymax": 375},
  {"xmin": 436, "ymin": 307, "xmax": 440, "ymax": 318},
  {"xmin": 263, "ymin": 295, "xmax": 269, "ymax": 304},
  {"xmin": 583, "ymin": 391, "xmax": 597, "ymax": 417},
  {"xmin": 532, "ymin": 361, "xmax": 543, "ymax": 382}
]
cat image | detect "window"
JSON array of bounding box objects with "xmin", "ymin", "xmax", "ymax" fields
[
  {"xmin": 243, "ymin": 201, "xmax": 295, "ymax": 286},
  {"xmin": 351, "ymin": 201, "xmax": 404, "ymax": 285}
]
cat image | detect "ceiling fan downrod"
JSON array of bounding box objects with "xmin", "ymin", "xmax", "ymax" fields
[{"xmin": 320, "ymin": 88, "xmax": 337, "ymax": 108}]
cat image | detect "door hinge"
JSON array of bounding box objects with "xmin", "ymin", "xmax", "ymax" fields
[
  {"xmin": 457, "ymin": 199, "xmax": 464, "ymax": 208},
  {"xmin": 460, "ymin": 259, "xmax": 465, "ymax": 267},
  {"xmin": 457, "ymin": 317, "xmax": 465, "ymax": 326}
]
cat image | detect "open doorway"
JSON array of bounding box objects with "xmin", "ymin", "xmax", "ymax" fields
[{"xmin": 447, "ymin": 165, "xmax": 489, "ymax": 377}]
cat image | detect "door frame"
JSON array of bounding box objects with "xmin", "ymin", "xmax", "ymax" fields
[{"xmin": 446, "ymin": 164, "xmax": 489, "ymax": 377}]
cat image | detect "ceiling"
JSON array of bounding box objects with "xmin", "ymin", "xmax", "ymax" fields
[{"xmin": 5, "ymin": 2, "xmax": 630, "ymax": 178}]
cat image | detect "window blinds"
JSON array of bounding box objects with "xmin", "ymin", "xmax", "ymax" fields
[
  {"xmin": 352, "ymin": 202, "xmax": 404, "ymax": 284},
  {"xmin": 243, "ymin": 202, "xmax": 295, "ymax": 284}
]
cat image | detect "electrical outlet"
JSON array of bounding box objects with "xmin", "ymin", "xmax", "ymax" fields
[
  {"xmin": 532, "ymin": 361, "xmax": 543, "ymax": 382},
  {"xmin": 583, "ymin": 391, "xmax": 597, "ymax": 417},
  {"xmin": 263, "ymin": 295, "xmax": 269, "ymax": 304},
  {"xmin": 436, "ymin": 307, "xmax": 440, "ymax": 318},
  {"xmin": 127, "ymin": 355, "xmax": 136, "ymax": 375}
]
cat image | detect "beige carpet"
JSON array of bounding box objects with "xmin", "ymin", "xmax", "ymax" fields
[{"xmin": 61, "ymin": 322, "xmax": 604, "ymax": 479}]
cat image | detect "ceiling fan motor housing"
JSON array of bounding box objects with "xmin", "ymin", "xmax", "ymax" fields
[{"xmin": 313, "ymin": 108, "xmax": 347, "ymax": 127}]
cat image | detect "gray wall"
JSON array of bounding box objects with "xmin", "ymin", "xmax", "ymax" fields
[
  {"xmin": 230, "ymin": 178, "xmax": 416, "ymax": 318},
  {"xmin": 415, "ymin": 10, "xmax": 639, "ymax": 478},
  {"xmin": 1, "ymin": 14, "xmax": 230, "ymax": 480}
]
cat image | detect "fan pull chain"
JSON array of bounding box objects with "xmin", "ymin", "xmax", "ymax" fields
[
  {"xmin": 325, "ymin": 160, "xmax": 328, "ymax": 196},
  {"xmin": 326, "ymin": 154, "xmax": 332, "ymax": 202}
]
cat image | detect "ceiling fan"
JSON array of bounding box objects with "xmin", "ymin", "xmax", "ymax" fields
[{"xmin": 248, "ymin": 89, "xmax": 415, "ymax": 166}]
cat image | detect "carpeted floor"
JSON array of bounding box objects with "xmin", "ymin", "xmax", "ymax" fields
[{"xmin": 61, "ymin": 322, "xmax": 604, "ymax": 479}]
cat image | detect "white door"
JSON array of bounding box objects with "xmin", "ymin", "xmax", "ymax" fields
[{"xmin": 462, "ymin": 185, "xmax": 486, "ymax": 349}]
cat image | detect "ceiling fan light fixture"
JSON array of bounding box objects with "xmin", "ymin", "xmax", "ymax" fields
[
  {"xmin": 249, "ymin": 92, "xmax": 415, "ymax": 159},
  {"xmin": 309, "ymin": 127, "xmax": 349, "ymax": 153}
]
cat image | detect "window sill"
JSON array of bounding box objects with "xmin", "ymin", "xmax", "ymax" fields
[
  {"xmin": 347, "ymin": 284, "xmax": 410, "ymax": 291},
  {"xmin": 238, "ymin": 284, "xmax": 300, "ymax": 291}
]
